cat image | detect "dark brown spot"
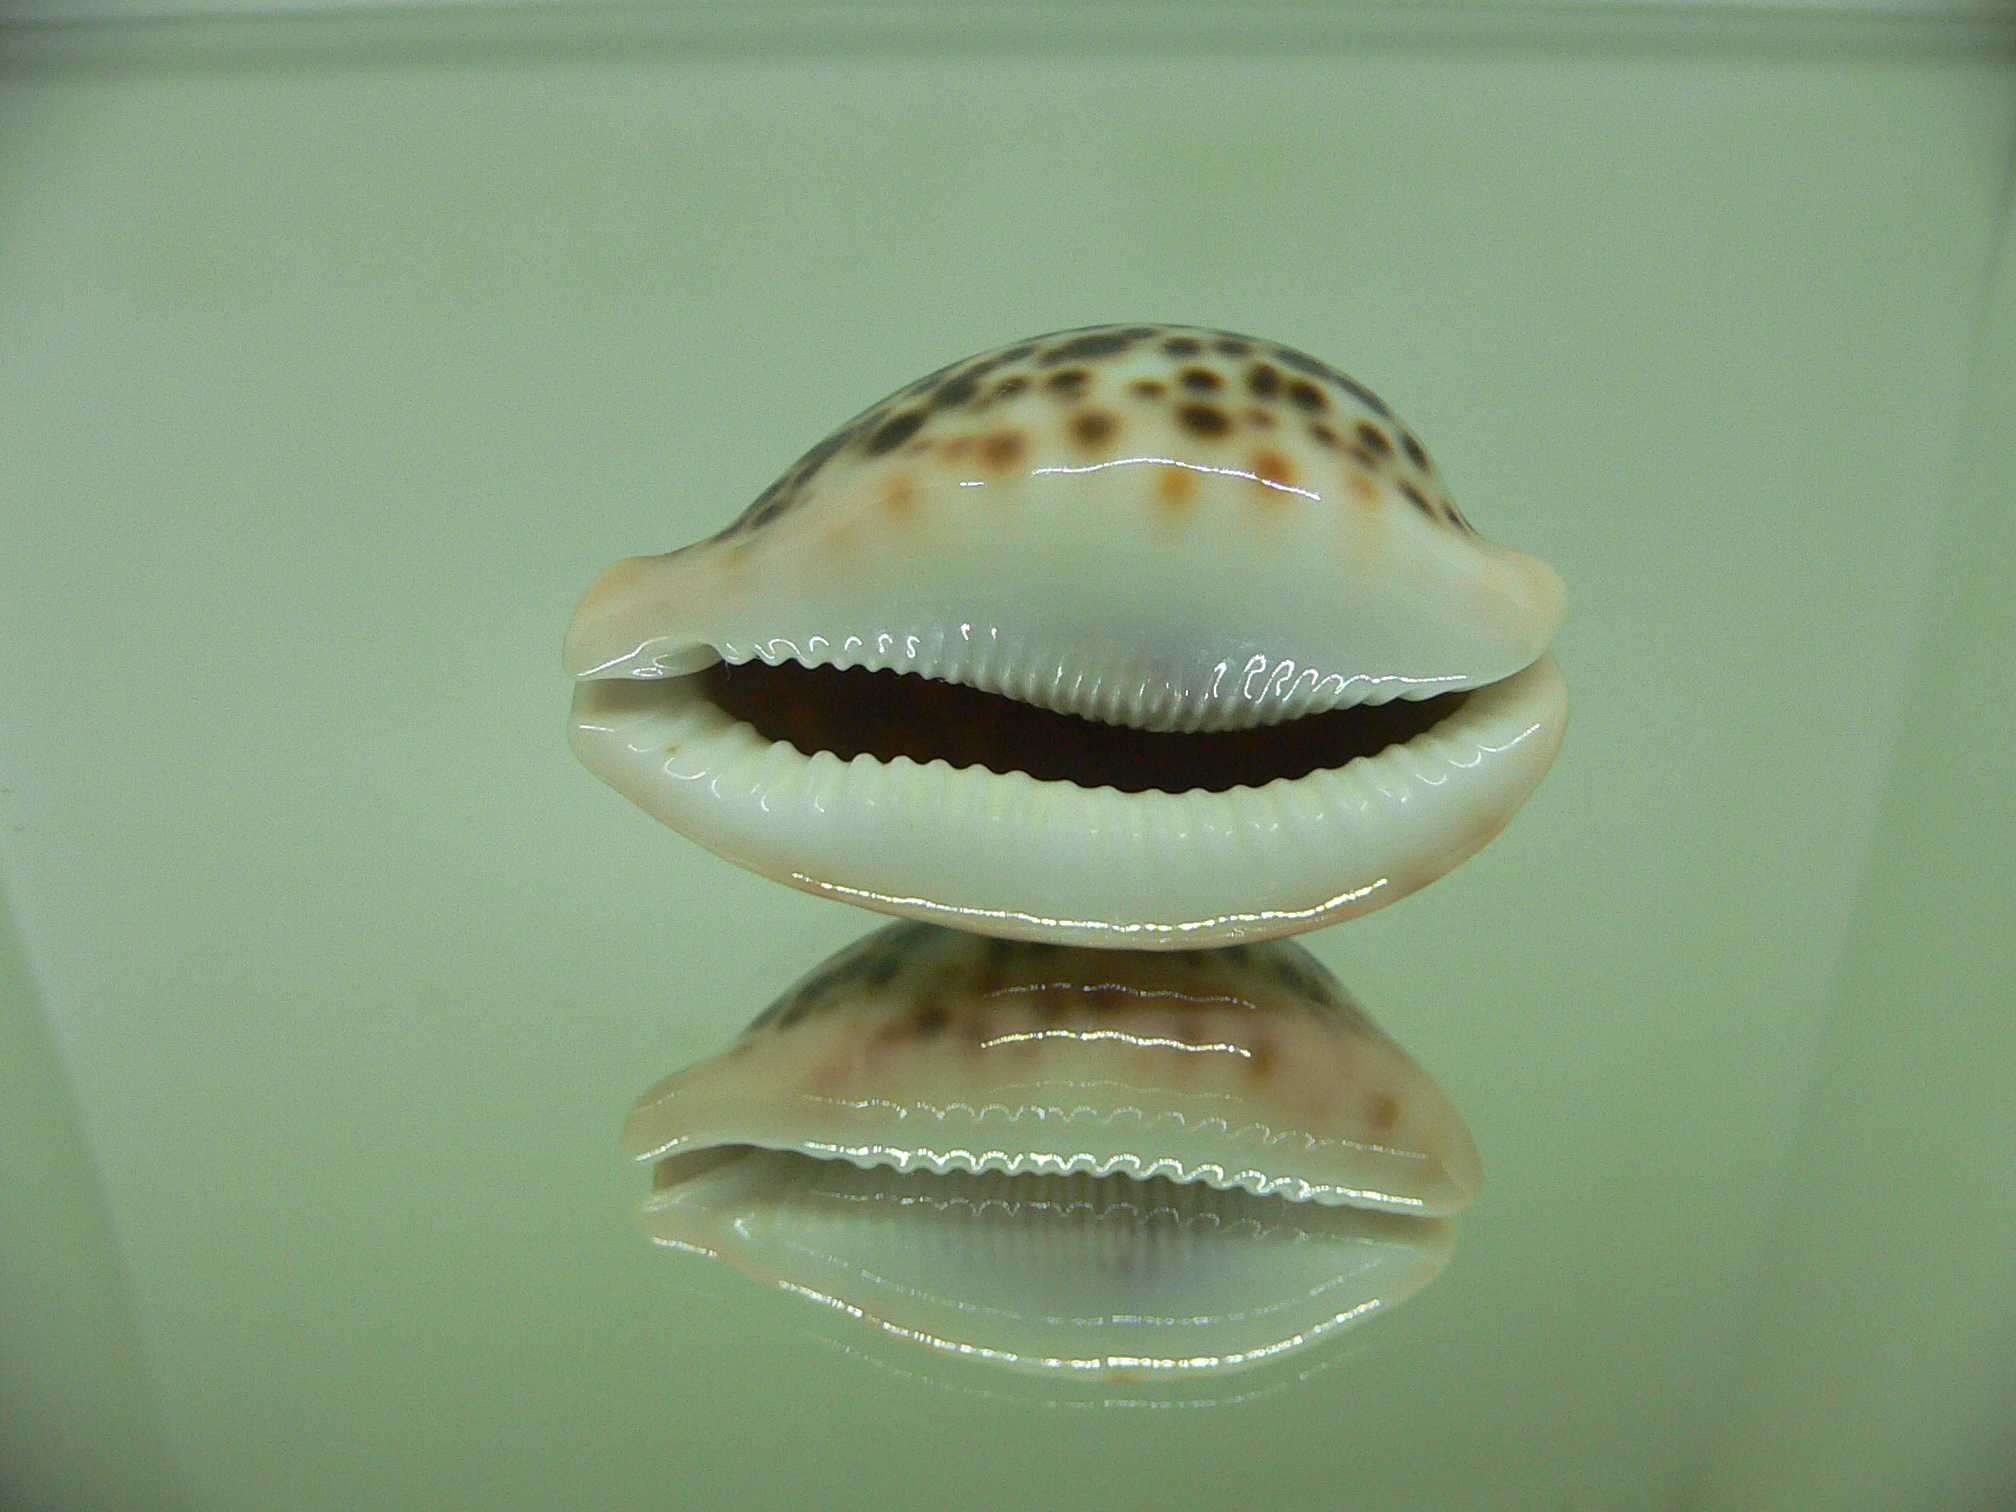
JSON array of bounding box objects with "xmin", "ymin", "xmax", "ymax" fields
[
  {"xmin": 1161, "ymin": 336, "xmax": 1202, "ymax": 357},
  {"xmin": 1308, "ymin": 422, "xmax": 1340, "ymax": 448},
  {"xmin": 1245, "ymin": 408, "xmax": 1275, "ymax": 429},
  {"xmin": 979, "ymin": 430, "xmax": 1026, "ymax": 471},
  {"xmin": 1271, "ymin": 345, "xmax": 1393, "ymax": 418},
  {"xmin": 1368, "ymin": 1093, "xmax": 1401, "ymax": 1133},
  {"xmin": 1246, "ymin": 1033, "xmax": 1277, "ymax": 1081},
  {"xmin": 1046, "ymin": 368, "xmax": 1090, "ymax": 397},
  {"xmin": 1130, "ymin": 379, "xmax": 1166, "ymax": 400},
  {"xmin": 768, "ymin": 970, "xmax": 836, "ymax": 1026},
  {"xmin": 860, "ymin": 949, "xmax": 904, "ymax": 989},
  {"xmin": 1040, "ymin": 329, "xmax": 1139, "ymax": 364},
  {"xmin": 932, "ymin": 372, "xmax": 981, "ymax": 408},
  {"xmin": 1155, "ymin": 465, "xmax": 1195, "ymax": 511},
  {"xmin": 911, "ymin": 1001, "xmax": 950, "ymax": 1036},
  {"xmin": 1213, "ymin": 337, "xmax": 1252, "ymax": 356},
  {"xmin": 1354, "ymin": 422, "xmax": 1392, "ymax": 458},
  {"xmin": 993, "ymin": 375, "xmax": 1029, "ymax": 400},
  {"xmin": 1245, "ymin": 363, "xmax": 1282, "ymax": 398},
  {"xmin": 1285, "ymin": 379, "xmax": 1326, "ymax": 412},
  {"xmin": 1400, "ymin": 431, "xmax": 1429, "ymax": 469},
  {"xmin": 1249, "ymin": 449, "xmax": 1295, "ymax": 488},
  {"xmin": 1398, "ymin": 479, "xmax": 1435, "ymax": 518},
  {"xmin": 865, "ymin": 410, "xmax": 927, "ymax": 456},
  {"xmin": 1178, "ymin": 366, "xmax": 1222, "ymax": 392},
  {"xmin": 1176, "ymin": 403, "xmax": 1230, "ymax": 438},
  {"xmin": 1070, "ymin": 410, "xmax": 1117, "ymax": 447}
]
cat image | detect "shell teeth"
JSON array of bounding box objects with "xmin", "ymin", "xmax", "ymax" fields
[
  {"xmin": 713, "ymin": 616, "xmax": 1504, "ymax": 732},
  {"xmin": 832, "ymin": 1146, "xmax": 1377, "ymax": 1207},
  {"xmin": 721, "ymin": 629, "xmax": 1452, "ymax": 732},
  {"xmin": 571, "ymin": 656, "xmax": 1565, "ymax": 947}
]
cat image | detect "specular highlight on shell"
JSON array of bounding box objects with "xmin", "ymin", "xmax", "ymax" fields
[
  {"xmin": 625, "ymin": 922, "xmax": 1476, "ymax": 1379},
  {"xmin": 568, "ymin": 324, "xmax": 1567, "ymax": 946}
]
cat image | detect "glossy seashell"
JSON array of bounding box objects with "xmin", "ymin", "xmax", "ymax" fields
[
  {"xmin": 623, "ymin": 922, "xmax": 1475, "ymax": 1379},
  {"xmin": 569, "ymin": 324, "xmax": 1566, "ymax": 947}
]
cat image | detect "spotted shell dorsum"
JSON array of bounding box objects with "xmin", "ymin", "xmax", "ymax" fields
[
  {"xmin": 568, "ymin": 324, "xmax": 1566, "ymax": 947},
  {"xmin": 623, "ymin": 922, "xmax": 1473, "ymax": 1379}
]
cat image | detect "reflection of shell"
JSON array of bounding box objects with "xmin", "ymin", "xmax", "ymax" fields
[
  {"xmin": 624, "ymin": 922, "xmax": 1475, "ymax": 1379},
  {"xmin": 568, "ymin": 324, "xmax": 1566, "ymax": 947}
]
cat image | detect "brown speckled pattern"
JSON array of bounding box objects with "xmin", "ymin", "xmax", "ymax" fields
[{"xmin": 716, "ymin": 324, "xmax": 1471, "ymax": 542}]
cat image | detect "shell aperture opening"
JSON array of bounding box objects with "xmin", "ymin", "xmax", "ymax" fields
[{"xmin": 697, "ymin": 657, "xmax": 1472, "ymax": 795}]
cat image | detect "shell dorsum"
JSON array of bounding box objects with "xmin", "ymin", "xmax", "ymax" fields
[
  {"xmin": 568, "ymin": 324, "xmax": 1567, "ymax": 946},
  {"xmin": 624, "ymin": 922, "xmax": 1472, "ymax": 1379}
]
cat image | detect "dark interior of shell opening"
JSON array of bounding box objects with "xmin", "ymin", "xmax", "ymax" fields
[{"xmin": 695, "ymin": 659, "xmax": 1470, "ymax": 794}]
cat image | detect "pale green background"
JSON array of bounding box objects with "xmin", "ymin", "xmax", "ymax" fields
[{"xmin": 2, "ymin": 6, "xmax": 2013, "ymax": 1510}]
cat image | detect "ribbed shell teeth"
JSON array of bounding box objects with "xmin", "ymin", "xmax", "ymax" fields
[
  {"xmin": 810, "ymin": 1144, "xmax": 1413, "ymax": 1209},
  {"xmin": 570, "ymin": 655, "xmax": 1566, "ymax": 948},
  {"xmin": 712, "ymin": 631, "xmax": 1463, "ymax": 733}
]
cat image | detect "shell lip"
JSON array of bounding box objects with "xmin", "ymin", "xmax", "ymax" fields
[
  {"xmin": 568, "ymin": 635, "xmax": 717, "ymax": 683},
  {"xmin": 570, "ymin": 652, "xmax": 1565, "ymax": 946},
  {"xmin": 635, "ymin": 1145, "xmax": 1457, "ymax": 1381}
]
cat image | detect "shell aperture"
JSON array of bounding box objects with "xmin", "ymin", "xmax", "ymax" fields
[
  {"xmin": 567, "ymin": 324, "xmax": 1566, "ymax": 946},
  {"xmin": 624, "ymin": 922, "xmax": 1474, "ymax": 1379}
]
